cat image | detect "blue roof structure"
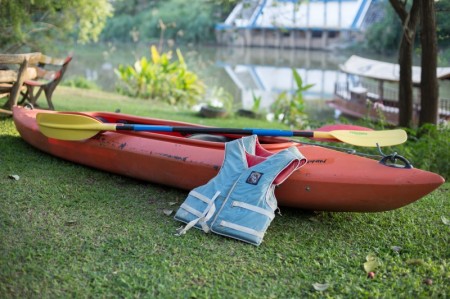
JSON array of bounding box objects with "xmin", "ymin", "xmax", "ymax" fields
[{"xmin": 216, "ymin": 0, "xmax": 379, "ymax": 32}]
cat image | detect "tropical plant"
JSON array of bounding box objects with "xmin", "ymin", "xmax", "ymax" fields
[
  {"xmin": 251, "ymin": 91, "xmax": 262, "ymax": 113},
  {"xmin": 270, "ymin": 69, "xmax": 314, "ymax": 128},
  {"xmin": 115, "ymin": 46, "xmax": 205, "ymax": 107}
]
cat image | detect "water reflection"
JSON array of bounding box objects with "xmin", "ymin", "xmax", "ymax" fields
[
  {"xmin": 62, "ymin": 44, "xmax": 366, "ymax": 121},
  {"xmin": 213, "ymin": 47, "xmax": 348, "ymax": 120}
]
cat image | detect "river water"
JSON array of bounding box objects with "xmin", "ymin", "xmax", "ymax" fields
[{"xmin": 65, "ymin": 43, "xmax": 450, "ymax": 122}]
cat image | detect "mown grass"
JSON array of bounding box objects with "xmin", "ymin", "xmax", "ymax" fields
[
  {"xmin": 1, "ymin": 87, "xmax": 449, "ymax": 298},
  {"xmin": 43, "ymin": 87, "xmax": 287, "ymax": 129}
]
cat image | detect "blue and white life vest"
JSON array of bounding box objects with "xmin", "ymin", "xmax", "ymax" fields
[
  {"xmin": 209, "ymin": 145, "xmax": 305, "ymax": 245},
  {"xmin": 174, "ymin": 135, "xmax": 306, "ymax": 245},
  {"xmin": 174, "ymin": 135, "xmax": 269, "ymax": 233}
]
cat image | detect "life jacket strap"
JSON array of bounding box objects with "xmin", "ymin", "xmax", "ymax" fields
[
  {"xmin": 176, "ymin": 190, "xmax": 220, "ymax": 235},
  {"xmin": 231, "ymin": 201, "xmax": 275, "ymax": 220},
  {"xmin": 218, "ymin": 221, "xmax": 265, "ymax": 239}
]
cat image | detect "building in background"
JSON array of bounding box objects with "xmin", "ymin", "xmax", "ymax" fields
[{"xmin": 215, "ymin": 0, "xmax": 383, "ymax": 50}]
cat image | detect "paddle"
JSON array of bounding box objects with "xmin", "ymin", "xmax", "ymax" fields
[
  {"xmin": 36, "ymin": 113, "xmax": 407, "ymax": 147},
  {"xmin": 309, "ymin": 124, "xmax": 373, "ymax": 142}
]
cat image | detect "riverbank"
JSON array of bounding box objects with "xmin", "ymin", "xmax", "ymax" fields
[{"xmin": 1, "ymin": 87, "xmax": 449, "ymax": 297}]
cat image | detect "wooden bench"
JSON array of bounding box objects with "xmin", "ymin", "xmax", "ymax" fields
[
  {"xmin": 19, "ymin": 54, "xmax": 73, "ymax": 110},
  {"xmin": 0, "ymin": 53, "xmax": 42, "ymax": 114}
]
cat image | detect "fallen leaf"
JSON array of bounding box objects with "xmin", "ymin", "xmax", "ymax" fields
[
  {"xmin": 163, "ymin": 209, "xmax": 173, "ymax": 216},
  {"xmin": 364, "ymin": 260, "xmax": 379, "ymax": 273},
  {"xmin": 366, "ymin": 253, "xmax": 377, "ymax": 261},
  {"xmin": 8, "ymin": 174, "xmax": 20, "ymax": 181},
  {"xmin": 312, "ymin": 283, "xmax": 329, "ymax": 291},
  {"xmin": 364, "ymin": 253, "xmax": 380, "ymax": 273},
  {"xmin": 168, "ymin": 201, "xmax": 177, "ymax": 206},
  {"xmin": 442, "ymin": 216, "xmax": 449, "ymax": 225}
]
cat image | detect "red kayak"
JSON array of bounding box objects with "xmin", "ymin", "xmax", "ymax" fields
[{"xmin": 13, "ymin": 106, "xmax": 445, "ymax": 212}]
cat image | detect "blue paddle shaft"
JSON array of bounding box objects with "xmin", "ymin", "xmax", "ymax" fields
[
  {"xmin": 115, "ymin": 124, "xmax": 314, "ymax": 137},
  {"xmin": 128, "ymin": 125, "xmax": 174, "ymax": 132}
]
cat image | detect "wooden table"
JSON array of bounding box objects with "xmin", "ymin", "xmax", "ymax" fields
[{"xmin": 0, "ymin": 52, "xmax": 41, "ymax": 114}]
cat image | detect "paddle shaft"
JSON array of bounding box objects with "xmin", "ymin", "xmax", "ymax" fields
[
  {"xmin": 36, "ymin": 112, "xmax": 407, "ymax": 146},
  {"xmin": 115, "ymin": 124, "xmax": 317, "ymax": 138}
]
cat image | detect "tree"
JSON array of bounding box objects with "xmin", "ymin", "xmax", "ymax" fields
[
  {"xmin": 436, "ymin": 0, "xmax": 450, "ymax": 48},
  {"xmin": 389, "ymin": 0, "xmax": 421, "ymax": 128},
  {"xmin": 365, "ymin": 4, "xmax": 402, "ymax": 55},
  {"xmin": 0, "ymin": 0, "xmax": 113, "ymax": 53},
  {"xmin": 420, "ymin": 0, "xmax": 439, "ymax": 126}
]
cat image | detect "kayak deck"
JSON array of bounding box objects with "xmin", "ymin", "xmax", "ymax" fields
[{"xmin": 13, "ymin": 106, "xmax": 445, "ymax": 212}]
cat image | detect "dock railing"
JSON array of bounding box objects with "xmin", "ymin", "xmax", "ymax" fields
[{"xmin": 334, "ymin": 80, "xmax": 450, "ymax": 119}]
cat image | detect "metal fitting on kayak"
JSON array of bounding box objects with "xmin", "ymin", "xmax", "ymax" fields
[{"xmin": 377, "ymin": 144, "xmax": 413, "ymax": 169}]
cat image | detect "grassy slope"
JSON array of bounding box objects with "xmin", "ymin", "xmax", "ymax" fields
[
  {"xmin": 44, "ymin": 87, "xmax": 288, "ymax": 128},
  {"xmin": 1, "ymin": 88, "xmax": 449, "ymax": 298}
]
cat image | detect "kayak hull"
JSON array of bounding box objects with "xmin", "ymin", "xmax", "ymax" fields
[{"xmin": 12, "ymin": 106, "xmax": 445, "ymax": 212}]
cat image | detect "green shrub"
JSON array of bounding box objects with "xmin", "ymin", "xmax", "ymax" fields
[
  {"xmin": 100, "ymin": 0, "xmax": 234, "ymax": 44},
  {"xmin": 401, "ymin": 124, "xmax": 450, "ymax": 179},
  {"xmin": 270, "ymin": 69, "xmax": 313, "ymax": 128},
  {"xmin": 62, "ymin": 76, "xmax": 99, "ymax": 90},
  {"xmin": 135, "ymin": 0, "xmax": 221, "ymax": 44},
  {"xmin": 114, "ymin": 46, "xmax": 205, "ymax": 107},
  {"xmin": 99, "ymin": 14, "xmax": 138, "ymax": 43}
]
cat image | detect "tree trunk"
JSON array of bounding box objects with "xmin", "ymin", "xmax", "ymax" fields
[
  {"xmin": 398, "ymin": 33, "xmax": 415, "ymax": 127},
  {"xmin": 420, "ymin": 0, "xmax": 439, "ymax": 126},
  {"xmin": 389, "ymin": 0, "xmax": 421, "ymax": 128}
]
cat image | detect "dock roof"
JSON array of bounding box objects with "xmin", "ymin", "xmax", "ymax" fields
[{"xmin": 339, "ymin": 55, "xmax": 450, "ymax": 84}]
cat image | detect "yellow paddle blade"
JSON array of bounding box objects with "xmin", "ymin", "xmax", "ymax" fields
[
  {"xmin": 37, "ymin": 113, "xmax": 116, "ymax": 141},
  {"xmin": 314, "ymin": 129, "xmax": 407, "ymax": 147}
]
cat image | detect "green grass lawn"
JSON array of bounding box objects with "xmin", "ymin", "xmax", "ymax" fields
[{"xmin": 1, "ymin": 88, "xmax": 449, "ymax": 298}]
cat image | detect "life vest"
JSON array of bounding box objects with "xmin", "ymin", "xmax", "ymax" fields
[
  {"xmin": 174, "ymin": 135, "xmax": 272, "ymax": 233},
  {"xmin": 174, "ymin": 135, "xmax": 306, "ymax": 245}
]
